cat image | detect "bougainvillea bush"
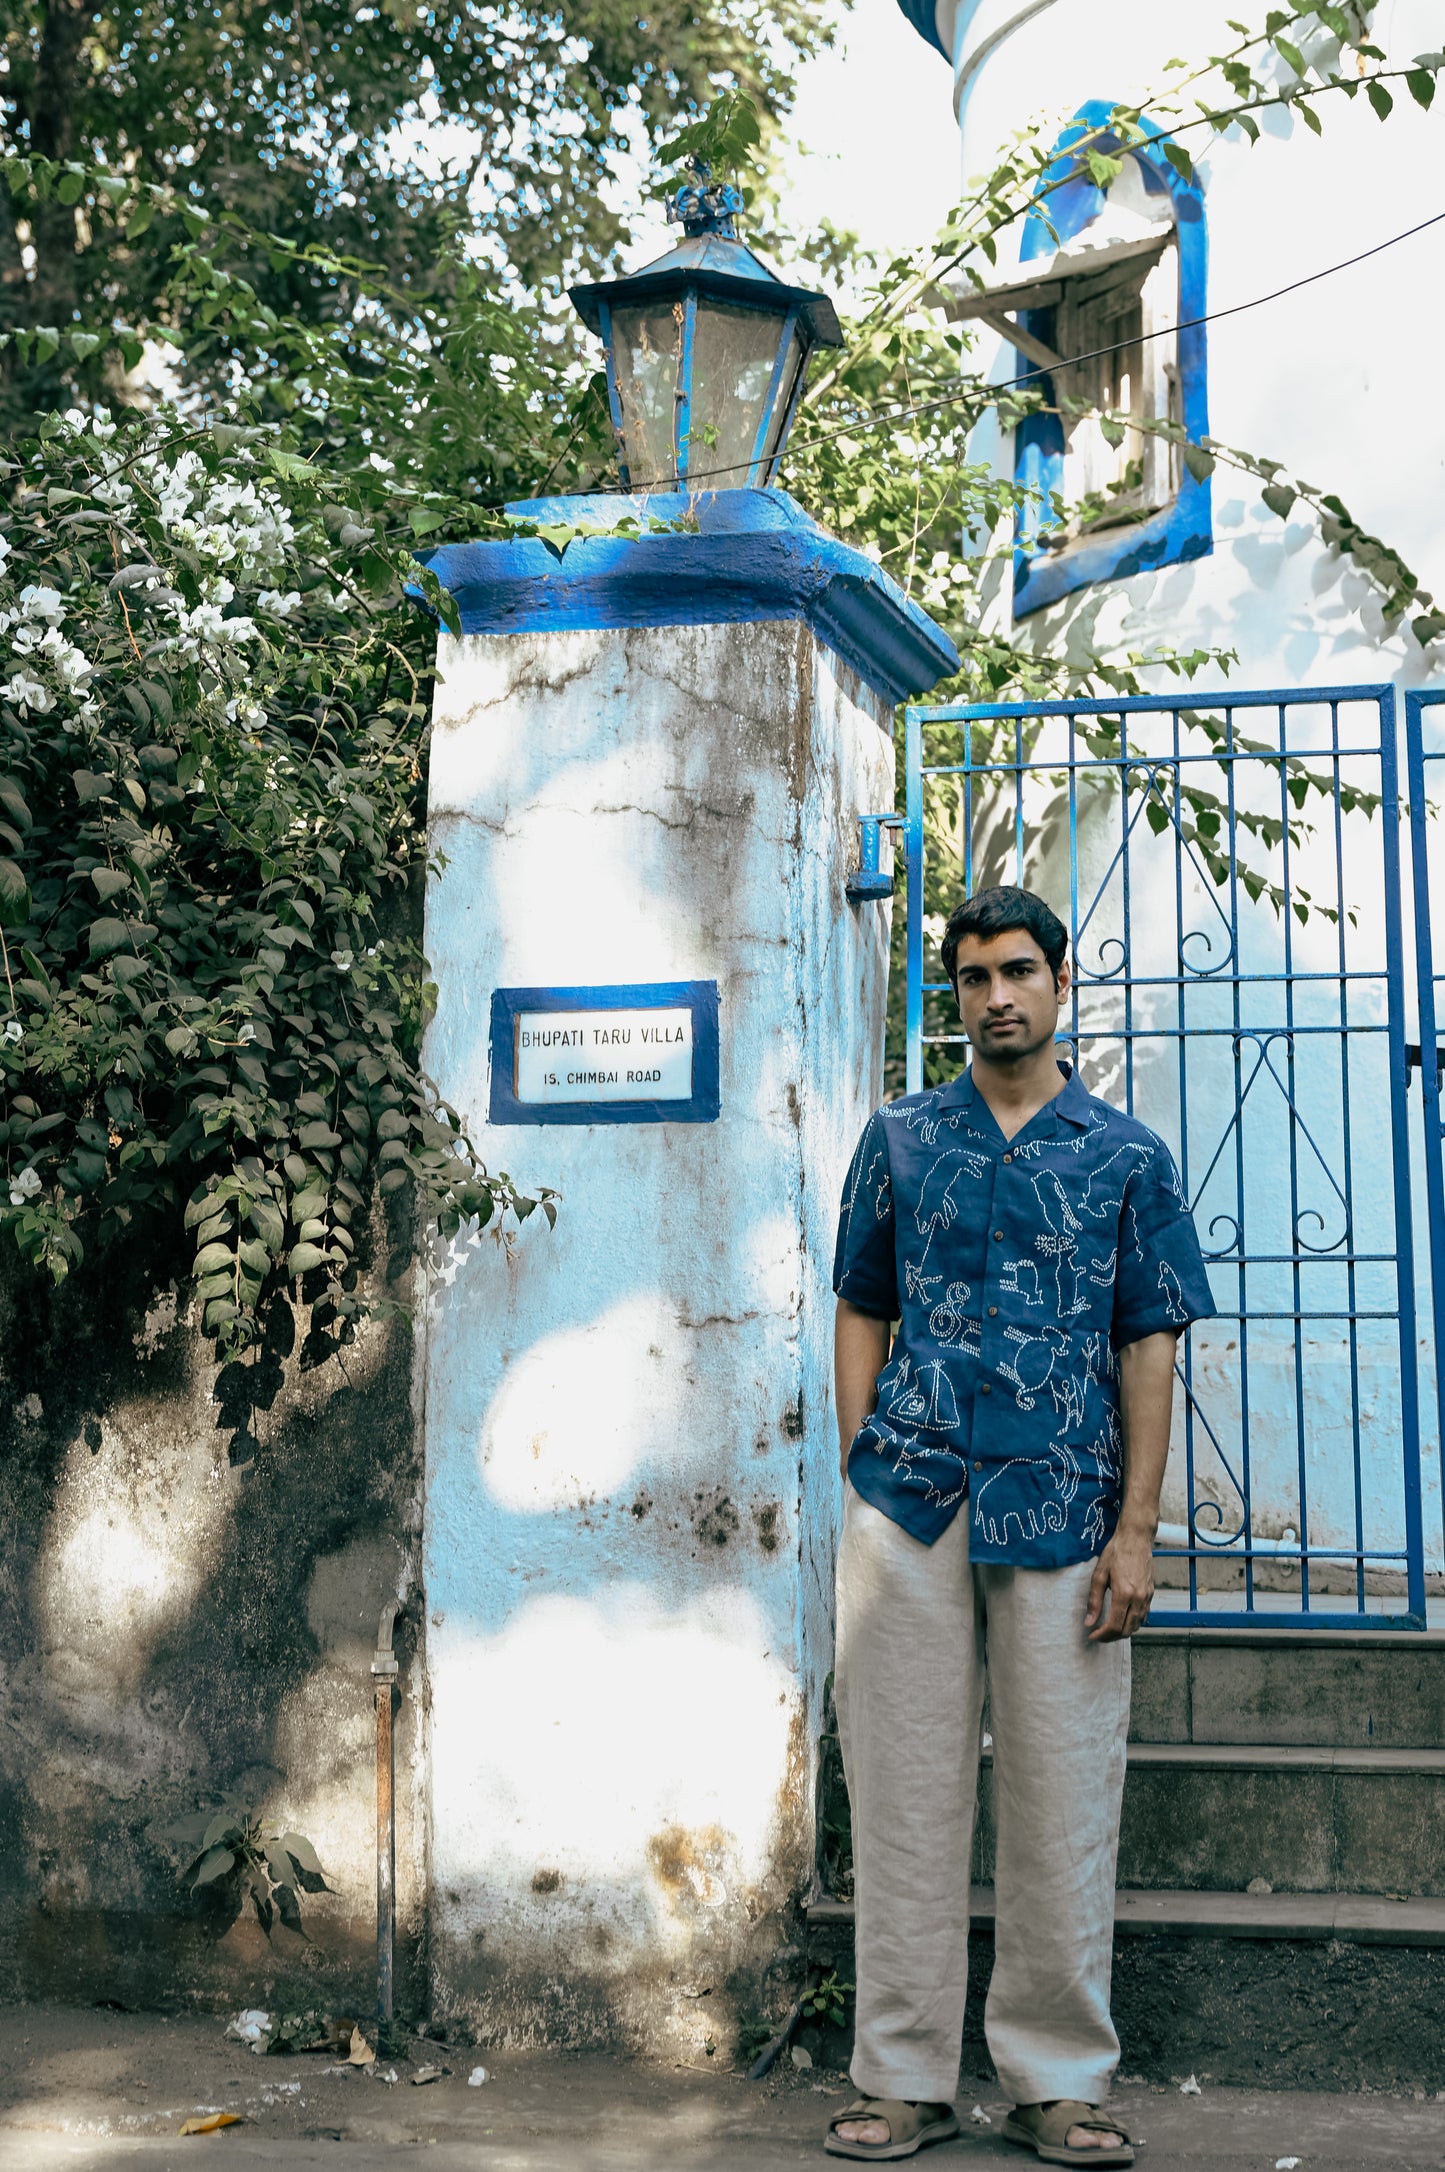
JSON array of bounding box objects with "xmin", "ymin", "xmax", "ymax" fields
[{"xmin": 0, "ymin": 402, "xmax": 545, "ymax": 1358}]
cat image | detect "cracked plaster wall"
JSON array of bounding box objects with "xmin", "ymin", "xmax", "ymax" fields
[
  {"xmin": 420, "ymin": 618, "xmax": 892, "ymax": 2049},
  {"xmin": 0, "ymin": 1200, "xmax": 427, "ymax": 2012}
]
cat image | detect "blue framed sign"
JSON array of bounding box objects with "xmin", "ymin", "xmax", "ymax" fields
[{"xmin": 488, "ymin": 981, "xmax": 720, "ymax": 1126}]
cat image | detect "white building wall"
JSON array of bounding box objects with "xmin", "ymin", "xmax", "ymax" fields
[{"xmin": 419, "ymin": 619, "xmax": 892, "ymax": 2043}]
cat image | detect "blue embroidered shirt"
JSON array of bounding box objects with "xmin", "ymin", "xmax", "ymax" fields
[{"xmin": 833, "ymin": 1063, "xmax": 1216, "ymax": 1566}]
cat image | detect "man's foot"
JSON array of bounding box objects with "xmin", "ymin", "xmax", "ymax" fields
[
  {"xmin": 1001, "ymin": 2101, "xmax": 1134, "ymax": 2165},
  {"xmin": 831, "ymin": 2102, "xmax": 951, "ymax": 2147},
  {"xmin": 824, "ymin": 2099, "xmax": 960, "ymax": 2159},
  {"xmin": 1043, "ymin": 2103, "xmax": 1125, "ymax": 2151}
]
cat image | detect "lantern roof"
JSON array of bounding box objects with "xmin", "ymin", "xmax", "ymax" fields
[{"xmin": 569, "ymin": 230, "xmax": 843, "ymax": 351}]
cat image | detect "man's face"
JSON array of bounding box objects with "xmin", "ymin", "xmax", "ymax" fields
[{"xmin": 952, "ymin": 927, "xmax": 1069, "ymax": 1064}]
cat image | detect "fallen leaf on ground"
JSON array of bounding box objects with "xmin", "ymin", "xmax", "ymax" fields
[
  {"xmin": 1276, "ymin": 2159, "xmax": 1302, "ymax": 2169},
  {"xmin": 347, "ymin": 2026, "xmax": 376, "ymax": 2068},
  {"xmin": 790, "ymin": 2044, "xmax": 813, "ymax": 2070},
  {"xmin": 179, "ymin": 2112, "xmax": 244, "ymax": 2135},
  {"xmin": 412, "ymin": 2067, "xmax": 445, "ymax": 2086},
  {"xmin": 970, "ymin": 2106, "xmax": 992, "ymax": 2125}
]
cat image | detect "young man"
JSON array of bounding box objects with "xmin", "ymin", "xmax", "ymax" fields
[{"xmin": 825, "ymin": 887, "xmax": 1214, "ymax": 2167}]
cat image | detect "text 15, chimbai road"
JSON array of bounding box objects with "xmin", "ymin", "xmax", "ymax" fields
[{"xmin": 513, "ymin": 1007, "xmax": 694, "ymax": 1106}]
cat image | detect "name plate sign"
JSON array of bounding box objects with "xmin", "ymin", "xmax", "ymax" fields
[
  {"xmin": 489, "ymin": 982, "xmax": 720, "ymax": 1126},
  {"xmin": 515, "ymin": 1007, "xmax": 693, "ymax": 1105}
]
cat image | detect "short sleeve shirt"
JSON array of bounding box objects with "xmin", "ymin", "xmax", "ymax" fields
[{"xmin": 832, "ymin": 1063, "xmax": 1216, "ymax": 1567}]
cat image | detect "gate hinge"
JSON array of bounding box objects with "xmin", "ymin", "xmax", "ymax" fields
[
  {"xmin": 1404, "ymin": 1043, "xmax": 1445, "ymax": 1085},
  {"xmin": 846, "ymin": 812, "xmax": 903, "ymax": 904}
]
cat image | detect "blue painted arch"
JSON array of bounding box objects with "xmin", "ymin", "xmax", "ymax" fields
[{"xmin": 1012, "ymin": 104, "xmax": 1211, "ymax": 616}]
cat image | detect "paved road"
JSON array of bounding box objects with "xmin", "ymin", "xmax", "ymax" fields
[{"xmin": 2, "ymin": 2005, "xmax": 1443, "ymax": 2170}]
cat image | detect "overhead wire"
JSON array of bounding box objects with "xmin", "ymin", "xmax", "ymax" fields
[{"xmin": 655, "ymin": 206, "xmax": 1445, "ymax": 493}]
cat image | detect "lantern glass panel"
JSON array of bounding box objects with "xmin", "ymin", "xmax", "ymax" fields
[
  {"xmin": 758, "ymin": 323, "xmax": 806, "ymax": 477},
  {"xmin": 686, "ymin": 302, "xmax": 792, "ymax": 485},
  {"xmin": 611, "ymin": 301, "xmax": 685, "ymax": 487}
]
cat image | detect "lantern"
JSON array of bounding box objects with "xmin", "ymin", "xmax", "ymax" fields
[{"xmin": 568, "ymin": 166, "xmax": 844, "ymax": 492}]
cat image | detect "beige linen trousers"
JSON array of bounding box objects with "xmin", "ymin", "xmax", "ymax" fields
[{"xmin": 834, "ymin": 1485, "xmax": 1131, "ymax": 2107}]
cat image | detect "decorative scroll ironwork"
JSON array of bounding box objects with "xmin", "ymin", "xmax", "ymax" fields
[{"xmin": 903, "ymin": 685, "xmax": 1428, "ymax": 1630}]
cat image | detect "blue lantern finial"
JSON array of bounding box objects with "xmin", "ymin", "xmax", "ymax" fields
[{"xmin": 668, "ymin": 160, "xmax": 744, "ymax": 239}]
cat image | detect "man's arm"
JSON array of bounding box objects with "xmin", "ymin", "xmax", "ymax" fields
[
  {"xmin": 835, "ymin": 1298, "xmax": 890, "ymax": 1481},
  {"xmin": 1085, "ymin": 1328, "xmax": 1179, "ymax": 1642}
]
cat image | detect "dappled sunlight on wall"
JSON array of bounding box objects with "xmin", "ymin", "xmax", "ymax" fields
[
  {"xmin": 430, "ymin": 1583, "xmax": 797, "ymax": 1949},
  {"xmin": 479, "ymin": 1295, "xmax": 691, "ymax": 1512},
  {"xmin": 37, "ymin": 1415, "xmax": 233, "ymax": 1700}
]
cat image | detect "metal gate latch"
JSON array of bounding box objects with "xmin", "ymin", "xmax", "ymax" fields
[{"xmin": 847, "ymin": 812, "xmax": 903, "ymax": 903}]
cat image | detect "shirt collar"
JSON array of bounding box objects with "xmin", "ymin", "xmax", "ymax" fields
[{"xmin": 939, "ymin": 1056, "xmax": 1093, "ymax": 1130}]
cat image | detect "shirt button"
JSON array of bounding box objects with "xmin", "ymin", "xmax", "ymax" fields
[
  {"xmin": 973, "ymin": 1461, "xmax": 983, "ymax": 1472},
  {"xmin": 1002, "ymin": 1152, "xmax": 1012, "ymax": 1163},
  {"xmin": 980, "ymin": 1381, "xmax": 992, "ymax": 1395},
  {"xmin": 993, "ymin": 1229, "xmax": 1003, "ymax": 1241},
  {"xmin": 988, "ymin": 1305, "xmax": 998, "ymax": 1317}
]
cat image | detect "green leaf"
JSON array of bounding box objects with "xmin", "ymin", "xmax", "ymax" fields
[
  {"xmin": 69, "ymin": 330, "xmax": 103, "ymax": 361},
  {"xmin": 248, "ymin": 1198, "xmax": 286, "ymax": 1249},
  {"xmin": 90, "ymin": 866, "xmax": 131, "ymax": 901},
  {"xmin": 279, "ymin": 1831, "xmax": 325, "ymax": 1878},
  {"xmin": 56, "ymin": 169, "xmax": 85, "ymax": 206},
  {"xmin": 286, "ymin": 1241, "xmax": 326, "ymax": 1275},
  {"xmin": 1366, "ymin": 80, "xmax": 1394, "ymax": 119},
  {"xmin": 190, "ymin": 1844, "xmax": 236, "ymax": 1886},
  {"xmin": 1297, "ymin": 100, "xmax": 1323, "ymax": 136},
  {"xmin": 1182, "ymin": 444, "xmax": 1215, "ymax": 483},
  {"xmin": 0, "ymin": 859, "xmax": 29, "ymax": 927},
  {"xmin": 1261, "ymin": 484, "xmax": 1297, "ymax": 519},
  {"xmin": 1407, "ymin": 69, "xmax": 1436, "ymax": 109},
  {"xmin": 126, "ymin": 199, "xmax": 155, "ymax": 239},
  {"xmin": 296, "ymin": 1121, "xmax": 342, "ymax": 1148},
  {"xmin": 1160, "ymin": 142, "xmax": 1193, "ymax": 182},
  {"xmin": 193, "ymin": 1241, "xmax": 234, "ymax": 1274}
]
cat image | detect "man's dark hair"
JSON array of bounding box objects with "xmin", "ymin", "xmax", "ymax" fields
[{"xmin": 941, "ymin": 886, "xmax": 1070, "ymax": 988}]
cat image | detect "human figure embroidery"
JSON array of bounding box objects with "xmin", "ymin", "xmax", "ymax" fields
[{"xmin": 825, "ymin": 886, "xmax": 1214, "ymax": 2167}]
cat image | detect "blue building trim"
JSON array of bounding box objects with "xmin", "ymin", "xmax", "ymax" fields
[
  {"xmin": 488, "ymin": 981, "xmax": 721, "ymax": 1127},
  {"xmin": 896, "ymin": 0, "xmax": 949, "ymax": 58},
  {"xmin": 1012, "ymin": 102, "xmax": 1211, "ymax": 617},
  {"xmin": 417, "ymin": 488, "xmax": 960, "ymax": 709}
]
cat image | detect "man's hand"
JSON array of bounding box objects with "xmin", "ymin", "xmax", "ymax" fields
[
  {"xmin": 835, "ymin": 1298, "xmax": 890, "ymax": 1480},
  {"xmin": 1086, "ymin": 1327, "xmax": 1179, "ymax": 1641},
  {"xmin": 1085, "ymin": 1518, "xmax": 1155, "ymax": 1641}
]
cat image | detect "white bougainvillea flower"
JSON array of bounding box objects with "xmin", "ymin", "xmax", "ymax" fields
[
  {"xmin": 257, "ymin": 589, "xmax": 302, "ymax": 618},
  {"xmin": 238, "ymin": 1022, "xmax": 257, "ymax": 1044},
  {"xmin": 4, "ymin": 1020, "xmax": 23, "ymax": 1043},
  {"xmin": 331, "ymin": 949, "xmax": 355, "ymax": 973},
  {"xmin": 3, "ymin": 671, "xmax": 53, "ymax": 713},
  {"xmin": 18, "ymin": 585, "xmax": 65, "ymax": 623},
  {"xmin": 12, "ymin": 1164, "xmax": 40, "ymax": 1196}
]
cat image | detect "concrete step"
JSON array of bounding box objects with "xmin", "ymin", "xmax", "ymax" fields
[
  {"xmin": 803, "ymin": 1886, "xmax": 1445, "ymax": 2088},
  {"xmin": 1130, "ymin": 1624, "xmax": 1445, "ymax": 1748},
  {"xmin": 806, "ymin": 1884, "xmax": 1445, "ymax": 1946},
  {"xmin": 966, "ymin": 1743, "xmax": 1445, "ymax": 1894}
]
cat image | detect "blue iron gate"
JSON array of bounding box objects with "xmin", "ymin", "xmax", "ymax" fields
[{"xmin": 901, "ymin": 684, "xmax": 1428, "ymax": 1629}]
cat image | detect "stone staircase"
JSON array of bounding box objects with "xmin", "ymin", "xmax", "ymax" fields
[{"xmin": 805, "ymin": 1624, "xmax": 1445, "ymax": 2086}]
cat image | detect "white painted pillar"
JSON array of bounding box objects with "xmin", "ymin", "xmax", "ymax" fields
[{"xmin": 418, "ymin": 488, "xmax": 955, "ymax": 2047}]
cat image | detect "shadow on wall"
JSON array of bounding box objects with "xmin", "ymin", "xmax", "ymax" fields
[{"xmin": 0, "ymin": 1194, "xmax": 422, "ymax": 2014}]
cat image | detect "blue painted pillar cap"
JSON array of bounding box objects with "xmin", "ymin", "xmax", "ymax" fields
[{"xmin": 415, "ymin": 488, "xmax": 959, "ymax": 709}]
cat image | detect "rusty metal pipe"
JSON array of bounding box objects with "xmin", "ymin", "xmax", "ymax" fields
[{"xmin": 372, "ymin": 1601, "xmax": 401, "ymax": 2026}]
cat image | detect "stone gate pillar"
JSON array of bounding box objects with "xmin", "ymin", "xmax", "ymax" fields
[{"xmin": 418, "ymin": 486, "xmax": 956, "ymax": 2049}]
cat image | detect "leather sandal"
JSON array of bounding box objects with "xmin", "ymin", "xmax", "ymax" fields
[
  {"xmin": 824, "ymin": 2098, "xmax": 961, "ymax": 2160},
  {"xmin": 1002, "ymin": 2100, "xmax": 1134, "ymax": 2166}
]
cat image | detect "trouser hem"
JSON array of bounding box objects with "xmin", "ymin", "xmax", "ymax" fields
[{"xmin": 849, "ymin": 2059, "xmax": 961, "ymax": 2106}]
